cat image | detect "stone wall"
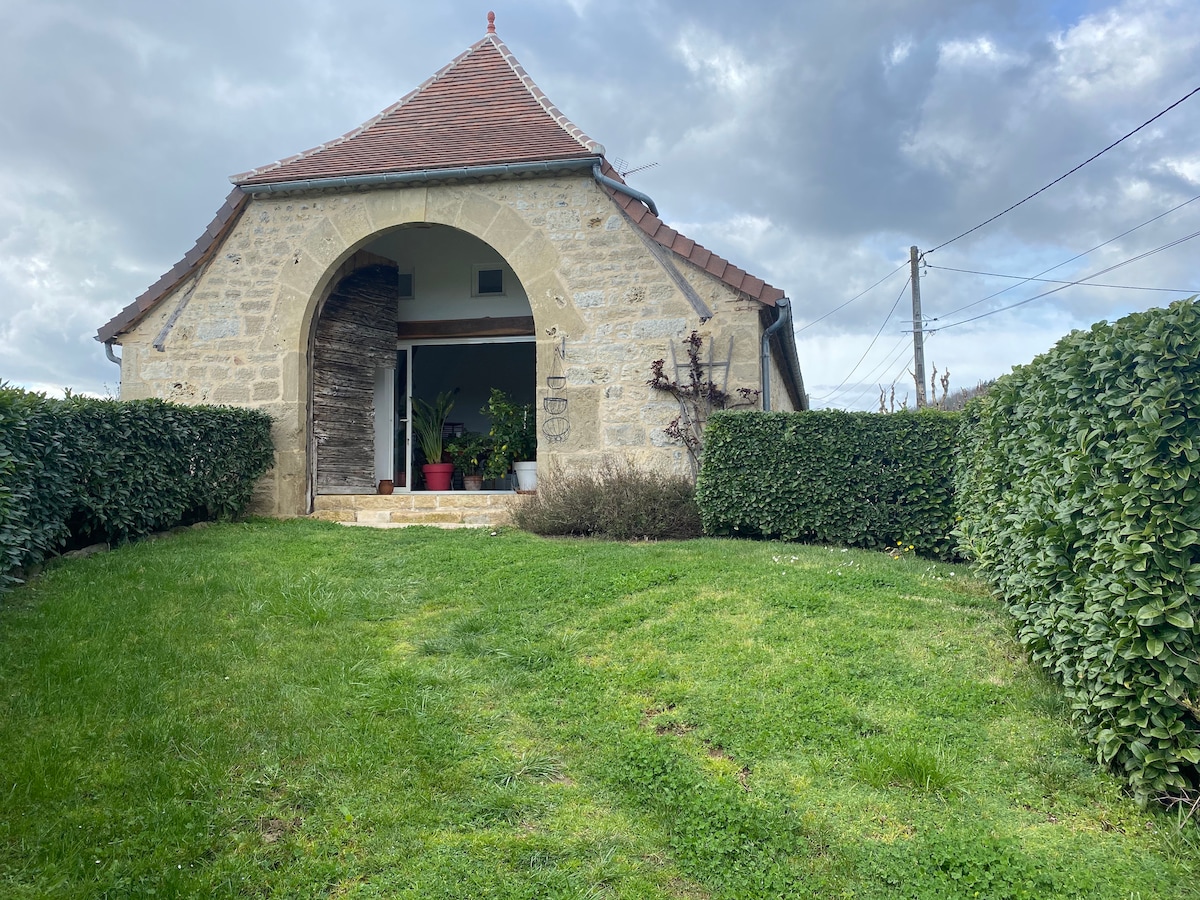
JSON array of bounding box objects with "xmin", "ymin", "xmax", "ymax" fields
[{"xmin": 115, "ymin": 175, "xmax": 788, "ymax": 515}]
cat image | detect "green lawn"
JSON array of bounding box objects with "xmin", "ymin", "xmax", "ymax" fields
[{"xmin": 1, "ymin": 520, "xmax": 1196, "ymax": 898}]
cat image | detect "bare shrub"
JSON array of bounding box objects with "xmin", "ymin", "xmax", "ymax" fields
[{"xmin": 514, "ymin": 458, "xmax": 702, "ymax": 540}]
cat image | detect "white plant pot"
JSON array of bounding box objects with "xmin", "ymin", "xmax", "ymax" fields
[{"xmin": 513, "ymin": 461, "xmax": 538, "ymax": 491}]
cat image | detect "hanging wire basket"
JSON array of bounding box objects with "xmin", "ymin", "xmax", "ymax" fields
[
  {"xmin": 546, "ymin": 375, "xmax": 567, "ymax": 390},
  {"xmin": 542, "ymin": 417, "xmax": 570, "ymax": 441},
  {"xmin": 543, "ymin": 397, "xmax": 568, "ymax": 415}
]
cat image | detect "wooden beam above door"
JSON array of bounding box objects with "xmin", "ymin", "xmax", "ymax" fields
[{"xmin": 396, "ymin": 316, "xmax": 535, "ymax": 339}]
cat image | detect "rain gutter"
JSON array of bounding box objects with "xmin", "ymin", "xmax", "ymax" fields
[
  {"xmin": 236, "ymin": 158, "xmax": 600, "ymax": 194},
  {"xmin": 237, "ymin": 158, "xmax": 663, "ymax": 221},
  {"xmin": 760, "ymin": 298, "xmax": 792, "ymax": 411}
]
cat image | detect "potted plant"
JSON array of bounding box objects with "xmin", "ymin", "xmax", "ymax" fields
[
  {"xmin": 412, "ymin": 390, "xmax": 456, "ymax": 490},
  {"xmin": 445, "ymin": 432, "xmax": 490, "ymax": 490},
  {"xmin": 483, "ymin": 388, "xmax": 537, "ymax": 491}
]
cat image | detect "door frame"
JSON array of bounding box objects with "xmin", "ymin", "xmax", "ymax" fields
[{"xmin": 395, "ymin": 335, "xmax": 535, "ymax": 493}]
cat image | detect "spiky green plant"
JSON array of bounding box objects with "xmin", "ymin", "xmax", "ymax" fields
[{"xmin": 412, "ymin": 390, "xmax": 455, "ymax": 464}]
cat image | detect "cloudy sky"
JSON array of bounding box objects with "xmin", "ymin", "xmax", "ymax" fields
[{"xmin": 2, "ymin": 0, "xmax": 1198, "ymax": 408}]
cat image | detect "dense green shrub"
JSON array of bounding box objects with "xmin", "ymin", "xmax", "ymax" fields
[
  {"xmin": 514, "ymin": 458, "xmax": 702, "ymax": 540},
  {"xmin": 956, "ymin": 298, "xmax": 1200, "ymax": 804},
  {"xmin": 696, "ymin": 409, "xmax": 960, "ymax": 559},
  {"xmin": 0, "ymin": 387, "xmax": 274, "ymax": 586},
  {"xmin": 0, "ymin": 388, "xmax": 76, "ymax": 582}
]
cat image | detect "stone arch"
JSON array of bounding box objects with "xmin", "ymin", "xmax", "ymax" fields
[
  {"xmin": 296, "ymin": 184, "xmax": 569, "ymax": 505},
  {"xmin": 293, "ymin": 185, "xmax": 575, "ymax": 364}
]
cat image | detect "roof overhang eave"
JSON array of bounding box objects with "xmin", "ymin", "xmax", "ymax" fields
[{"xmin": 234, "ymin": 156, "xmax": 603, "ymax": 194}]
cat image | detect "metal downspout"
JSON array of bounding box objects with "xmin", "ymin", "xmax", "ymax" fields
[
  {"xmin": 591, "ymin": 163, "xmax": 659, "ymax": 217},
  {"xmin": 104, "ymin": 340, "xmax": 121, "ymax": 366},
  {"xmin": 760, "ymin": 298, "xmax": 791, "ymax": 411}
]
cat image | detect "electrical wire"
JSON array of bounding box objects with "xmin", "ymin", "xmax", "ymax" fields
[
  {"xmin": 925, "ymin": 263, "xmax": 1200, "ymax": 293},
  {"xmin": 838, "ymin": 339, "xmax": 915, "ymax": 410},
  {"xmin": 824, "ymin": 333, "xmax": 911, "ymax": 408},
  {"xmin": 931, "ymin": 227, "xmax": 1200, "ymax": 332},
  {"xmin": 926, "ymin": 84, "xmax": 1200, "ymax": 255},
  {"xmin": 809, "ymin": 276, "xmax": 910, "ymax": 402},
  {"xmin": 929, "ymin": 192, "xmax": 1200, "ymax": 321},
  {"xmin": 796, "ymin": 261, "xmax": 908, "ymax": 333}
]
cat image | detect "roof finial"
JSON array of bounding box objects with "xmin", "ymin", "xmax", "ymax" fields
[{"xmin": 487, "ymin": 11, "xmax": 496, "ymax": 33}]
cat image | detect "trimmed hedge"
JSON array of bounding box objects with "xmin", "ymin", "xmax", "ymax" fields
[
  {"xmin": 956, "ymin": 298, "xmax": 1200, "ymax": 803},
  {"xmin": 696, "ymin": 409, "xmax": 960, "ymax": 559},
  {"xmin": 0, "ymin": 388, "xmax": 274, "ymax": 587}
]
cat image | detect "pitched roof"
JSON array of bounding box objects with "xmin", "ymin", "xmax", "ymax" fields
[
  {"xmin": 232, "ymin": 29, "xmax": 602, "ymax": 186},
  {"xmin": 98, "ymin": 19, "xmax": 787, "ymax": 344}
]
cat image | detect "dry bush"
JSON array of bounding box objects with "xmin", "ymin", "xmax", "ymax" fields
[{"xmin": 514, "ymin": 458, "xmax": 702, "ymax": 540}]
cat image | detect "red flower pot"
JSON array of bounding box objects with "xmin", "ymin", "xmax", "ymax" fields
[{"xmin": 421, "ymin": 462, "xmax": 454, "ymax": 491}]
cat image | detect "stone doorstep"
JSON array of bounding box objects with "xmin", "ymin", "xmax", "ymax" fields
[
  {"xmin": 340, "ymin": 521, "xmax": 483, "ymax": 530},
  {"xmin": 309, "ymin": 491, "xmax": 519, "ymax": 528},
  {"xmin": 313, "ymin": 491, "xmax": 515, "ymax": 508}
]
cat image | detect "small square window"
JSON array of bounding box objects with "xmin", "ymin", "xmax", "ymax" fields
[
  {"xmin": 397, "ymin": 271, "xmax": 414, "ymax": 300},
  {"xmin": 474, "ymin": 267, "xmax": 504, "ymax": 296}
]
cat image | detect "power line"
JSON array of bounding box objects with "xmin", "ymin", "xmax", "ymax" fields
[
  {"xmin": 926, "ymin": 263, "xmax": 1200, "ymax": 294},
  {"xmin": 827, "ymin": 333, "xmax": 910, "ymax": 407},
  {"xmin": 936, "ymin": 229, "xmax": 1200, "ymax": 336},
  {"xmin": 839, "ymin": 339, "xmax": 915, "ymax": 410},
  {"xmin": 796, "ymin": 261, "xmax": 907, "ymax": 333},
  {"xmin": 930, "ymin": 192, "xmax": 1200, "ymax": 321},
  {"xmin": 810, "ymin": 276, "xmax": 910, "ymax": 402},
  {"xmin": 926, "ymin": 84, "xmax": 1200, "ymax": 255},
  {"xmin": 844, "ymin": 344, "xmax": 920, "ymax": 411}
]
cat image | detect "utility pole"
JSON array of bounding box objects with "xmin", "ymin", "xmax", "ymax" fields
[{"xmin": 910, "ymin": 245, "xmax": 927, "ymax": 408}]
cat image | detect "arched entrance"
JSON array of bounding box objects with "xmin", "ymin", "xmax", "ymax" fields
[{"xmin": 309, "ymin": 223, "xmax": 535, "ymax": 500}]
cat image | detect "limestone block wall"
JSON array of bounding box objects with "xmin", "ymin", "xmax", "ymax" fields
[{"xmin": 114, "ymin": 175, "xmax": 783, "ymax": 516}]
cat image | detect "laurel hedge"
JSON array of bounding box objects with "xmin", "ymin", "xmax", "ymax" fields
[
  {"xmin": 696, "ymin": 409, "xmax": 961, "ymax": 559},
  {"xmin": 956, "ymin": 298, "xmax": 1200, "ymax": 803},
  {"xmin": 0, "ymin": 388, "xmax": 274, "ymax": 588}
]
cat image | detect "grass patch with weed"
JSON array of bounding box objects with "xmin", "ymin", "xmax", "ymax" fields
[
  {"xmin": 854, "ymin": 740, "xmax": 966, "ymax": 797},
  {"xmin": 1, "ymin": 520, "xmax": 1197, "ymax": 897}
]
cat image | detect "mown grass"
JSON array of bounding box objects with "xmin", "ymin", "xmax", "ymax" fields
[{"xmin": 0, "ymin": 520, "xmax": 1197, "ymax": 898}]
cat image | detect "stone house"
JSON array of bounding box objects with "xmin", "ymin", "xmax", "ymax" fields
[{"xmin": 96, "ymin": 15, "xmax": 806, "ymax": 524}]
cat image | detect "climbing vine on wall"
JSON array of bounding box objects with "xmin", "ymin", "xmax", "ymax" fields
[{"xmin": 648, "ymin": 331, "xmax": 760, "ymax": 476}]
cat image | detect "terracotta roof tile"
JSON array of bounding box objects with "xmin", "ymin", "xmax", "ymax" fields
[
  {"xmin": 671, "ymin": 235, "xmax": 695, "ymax": 256},
  {"xmin": 705, "ymin": 255, "xmax": 728, "ymax": 278},
  {"xmin": 761, "ymin": 285, "xmax": 786, "ymax": 304},
  {"xmin": 625, "ymin": 201, "xmax": 650, "ymax": 225},
  {"xmin": 741, "ymin": 275, "xmax": 765, "ymax": 297},
  {"xmin": 233, "ymin": 33, "xmax": 602, "ymax": 186}
]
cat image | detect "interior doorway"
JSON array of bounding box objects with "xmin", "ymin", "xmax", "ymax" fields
[{"xmin": 391, "ymin": 338, "xmax": 535, "ymax": 490}]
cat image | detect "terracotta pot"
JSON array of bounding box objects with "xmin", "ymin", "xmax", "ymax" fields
[
  {"xmin": 463, "ymin": 474, "xmax": 484, "ymax": 491},
  {"xmin": 377, "ymin": 479, "xmax": 394, "ymax": 495},
  {"xmin": 421, "ymin": 462, "xmax": 454, "ymax": 491}
]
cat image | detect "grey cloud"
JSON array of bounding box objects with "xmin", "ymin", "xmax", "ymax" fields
[{"xmin": 0, "ymin": 0, "xmax": 1196, "ymax": 408}]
